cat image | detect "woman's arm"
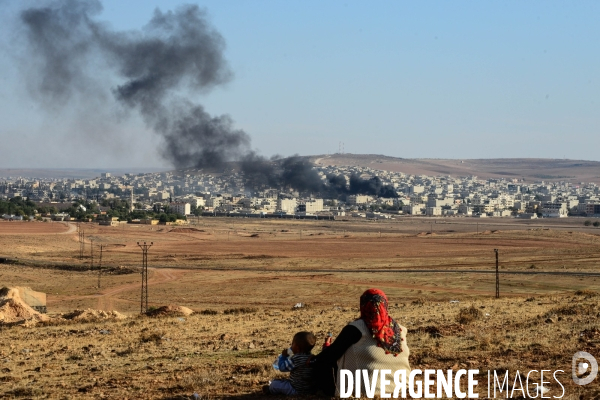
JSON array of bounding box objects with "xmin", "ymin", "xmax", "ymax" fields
[{"xmin": 314, "ymin": 324, "xmax": 362, "ymax": 365}]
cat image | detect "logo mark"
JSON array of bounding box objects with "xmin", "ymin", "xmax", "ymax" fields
[{"xmin": 572, "ymin": 351, "xmax": 598, "ymax": 385}]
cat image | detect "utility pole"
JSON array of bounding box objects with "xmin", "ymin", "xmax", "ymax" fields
[
  {"xmin": 90, "ymin": 239, "xmax": 94, "ymax": 271},
  {"xmin": 97, "ymin": 245, "xmax": 103, "ymax": 289},
  {"xmin": 494, "ymin": 248, "xmax": 500, "ymax": 299},
  {"xmin": 137, "ymin": 242, "xmax": 153, "ymax": 314},
  {"xmin": 79, "ymin": 230, "xmax": 85, "ymax": 260}
]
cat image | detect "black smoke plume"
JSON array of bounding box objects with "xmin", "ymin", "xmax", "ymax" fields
[
  {"xmin": 240, "ymin": 154, "xmax": 326, "ymax": 194},
  {"xmin": 241, "ymin": 154, "xmax": 398, "ymax": 198},
  {"xmin": 16, "ymin": 1, "xmax": 397, "ymax": 198},
  {"xmin": 19, "ymin": 0, "xmax": 246, "ymax": 169},
  {"xmin": 327, "ymin": 174, "xmax": 398, "ymax": 198}
]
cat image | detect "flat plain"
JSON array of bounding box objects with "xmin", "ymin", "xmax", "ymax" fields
[{"xmin": 1, "ymin": 218, "xmax": 599, "ymax": 398}]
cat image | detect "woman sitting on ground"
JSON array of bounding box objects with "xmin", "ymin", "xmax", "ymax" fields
[{"xmin": 312, "ymin": 288, "xmax": 411, "ymax": 396}]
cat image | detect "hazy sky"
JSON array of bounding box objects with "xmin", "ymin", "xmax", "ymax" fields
[{"xmin": 1, "ymin": 1, "xmax": 599, "ymax": 168}]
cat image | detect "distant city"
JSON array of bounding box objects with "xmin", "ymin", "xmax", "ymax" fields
[{"xmin": 1, "ymin": 162, "xmax": 600, "ymax": 223}]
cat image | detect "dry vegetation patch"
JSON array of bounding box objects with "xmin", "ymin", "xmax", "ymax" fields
[
  {"xmin": 146, "ymin": 305, "xmax": 194, "ymax": 317},
  {"xmin": 62, "ymin": 309, "xmax": 127, "ymax": 322},
  {"xmin": 456, "ymin": 305, "xmax": 481, "ymax": 324},
  {"xmin": 0, "ymin": 294, "xmax": 598, "ymax": 398}
]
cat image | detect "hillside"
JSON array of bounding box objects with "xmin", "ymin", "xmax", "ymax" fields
[
  {"xmin": 3, "ymin": 155, "xmax": 600, "ymax": 184},
  {"xmin": 310, "ymin": 154, "xmax": 600, "ymax": 184}
]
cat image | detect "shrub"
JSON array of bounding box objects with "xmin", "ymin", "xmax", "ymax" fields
[
  {"xmin": 584, "ymin": 220, "xmax": 592, "ymax": 226},
  {"xmin": 140, "ymin": 331, "xmax": 164, "ymax": 343},
  {"xmin": 574, "ymin": 289, "xmax": 597, "ymax": 297},
  {"xmin": 223, "ymin": 307, "xmax": 258, "ymax": 315},
  {"xmin": 411, "ymin": 298, "xmax": 425, "ymax": 306},
  {"xmin": 545, "ymin": 303, "xmax": 596, "ymax": 317},
  {"xmin": 456, "ymin": 305, "xmax": 481, "ymax": 324},
  {"xmin": 594, "ymin": 221, "xmax": 600, "ymax": 227}
]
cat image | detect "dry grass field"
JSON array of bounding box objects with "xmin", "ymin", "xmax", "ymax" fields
[{"xmin": 1, "ymin": 218, "xmax": 600, "ymax": 399}]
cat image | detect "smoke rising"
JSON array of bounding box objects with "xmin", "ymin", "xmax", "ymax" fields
[
  {"xmin": 20, "ymin": 0, "xmax": 246, "ymax": 169},
  {"xmin": 241, "ymin": 154, "xmax": 398, "ymax": 198},
  {"xmin": 16, "ymin": 1, "xmax": 397, "ymax": 198}
]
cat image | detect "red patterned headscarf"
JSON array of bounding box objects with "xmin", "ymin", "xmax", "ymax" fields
[{"xmin": 359, "ymin": 289, "xmax": 402, "ymax": 356}]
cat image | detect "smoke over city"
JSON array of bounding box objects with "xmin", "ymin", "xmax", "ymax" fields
[
  {"xmin": 16, "ymin": 0, "xmax": 397, "ymax": 198},
  {"xmin": 19, "ymin": 0, "xmax": 246, "ymax": 168}
]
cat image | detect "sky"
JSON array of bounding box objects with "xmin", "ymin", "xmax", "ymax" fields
[{"xmin": 0, "ymin": 1, "xmax": 599, "ymax": 168}]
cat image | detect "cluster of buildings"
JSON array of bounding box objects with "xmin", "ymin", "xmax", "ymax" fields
[{"xmin": 2, "ymin": 165, "xmax": 600, "ymax": 220}]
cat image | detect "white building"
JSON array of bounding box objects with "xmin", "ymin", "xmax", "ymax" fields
[
  {"xmin": 541, "ymin": 202, "xmax": 568, "ymax": 218},
  {"xmin": 403, "ymin": 204, "xmax": 424, "ymax": 215},
  {"xmin": 192, "ymin": 197, "xmax": 205, "ymax": 208},
  {"xmin": 156, "ymin": 191, "xmax": 170, "ymax": 201},
  {"xmin": 347, "ymin": 195, "xmax": 372, "ymax": 205},
  {"xmin": 277, "ymin": 198, "xmax": 297, "ymax": 213},
  {"xmin": 206, "ymin": 197, "xmax": 222, "ymax": 208},
  {"xmin": 409, "ymin": 185, "xmax": 425, "ymax": 194},
  {"xmin": 426, "ymin": 206, "xmax": 442, "ymax": 216},
  {"xmin": 298, "ymin": 199, "xmax": 323, "ymax": 213},
  {"xmin": 458, "ymin": 204, "xmax": 473, "ymax": 216},
  {"xmin": 170, "ymin": 202, "xmax": 191, "ymax": 216}
]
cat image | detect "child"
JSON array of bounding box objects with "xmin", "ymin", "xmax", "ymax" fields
[{"xmin": 265, "ymin": 331, "xmax": 316, "ymax": 395}]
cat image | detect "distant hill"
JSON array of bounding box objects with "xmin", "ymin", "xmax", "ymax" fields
[
  {"xmin": 309, "ymin": 154, "xmax": 600, "ymax": 184},
  {"xmin": 0, "ymin": 168, "xmax": 169, "ymax": 180},
  {"xmin": 3, "ymin": 156, "xmax": 600, "ymax": 184}
]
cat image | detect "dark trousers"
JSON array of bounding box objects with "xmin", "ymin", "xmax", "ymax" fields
[{"xmin": 312, "ymin": 360, "xmax": 337, "ymax": 396}]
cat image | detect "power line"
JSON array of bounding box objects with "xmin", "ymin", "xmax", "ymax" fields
[
  {"xmin": 97, "ymin": 245, "xmax": 103, "ymax": 289},
  {"xmin": 79, "ymin": 229, "xmax": 85, "ymax": 260},
  {"xmin": 494, "ymin": 248, "xmax": 500, "ymax": 299},
  {"xmin": 137, "ymin": 241, "xmax": 153, "ymax": 314}
]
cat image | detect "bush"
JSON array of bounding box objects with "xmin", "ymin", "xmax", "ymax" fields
[
  {"xmin": 223, "ymin": 307, "xmax": 258, "ymax": 315},
  {"xmin": 140, "ymin": 331, "xmax": 164, "ymax": 343},
  {"xmin": 594, "ymin": 221, "xmax": 600, "ymax": 227},
  {"xmin": 545, "ymin": 303, "xmax": 596, "ymax": 317},
  {"xmin": 411, "ymin": 298, "xmax": 425, "ymax": 306},
  {"xmin": 456, "ymin": 305, "xmax": 481, "ymax": 324},
  {"xmin": 574, "ymin": 289, "xmax": 597, "ymax": 297},
  {"xmin": 584, "ymin": 220, "xmax": 592, "ymax": 226},
  {"xmin": 199, "ymin": 309, "xmax": 219, "ymax": 315}
]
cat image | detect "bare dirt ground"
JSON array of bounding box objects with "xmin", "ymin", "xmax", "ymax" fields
[
  {"xmin": 0, "ymin": 221, "xmax": 71, "ymax": 235},
  {"xmin": 1, "ymin": 218, "xmax": 600, "ymax": 398}
]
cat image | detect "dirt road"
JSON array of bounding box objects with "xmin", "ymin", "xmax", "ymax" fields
[
  {"xmin": 95, "ymin": 268, "xmax": 184, "ymax": 310},
  {"xmin": 48, "ymin": 268, "xmax": 186, "ymax": 311},
  {"xmin": 61, "ymin": 222, "xmax": 77, "ymax": 235}
]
